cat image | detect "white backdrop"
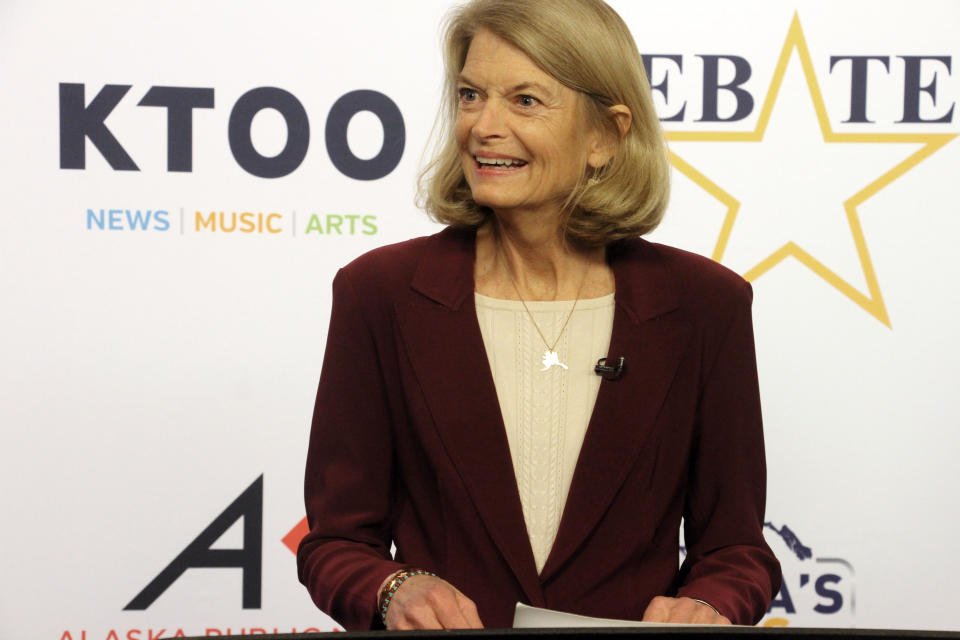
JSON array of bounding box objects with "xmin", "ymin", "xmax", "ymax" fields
[{"xmin": 1, "ymin": 1, "xmax": 958, "ymax": 637}]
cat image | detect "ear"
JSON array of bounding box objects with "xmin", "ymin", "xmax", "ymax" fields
[{"xmin": 587, "ymin": 104, "xmax": 632, "ymax": 169}]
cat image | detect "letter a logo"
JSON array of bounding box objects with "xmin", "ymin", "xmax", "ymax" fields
[{"xmin": 124, "ymin": 475, "xmax": 263, "ymax": 609}]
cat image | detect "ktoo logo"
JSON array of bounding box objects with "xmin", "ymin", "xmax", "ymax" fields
[{"xmin": 59, "ymin": 84, "xmax": 405, "ymax": 179}]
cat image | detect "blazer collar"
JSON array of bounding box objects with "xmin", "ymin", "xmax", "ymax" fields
[
  {"xmin": 409, "ymin": 226, "xmax": 476, "ymax": 310},
  {"xmin": 410, "ymin": 225, "xmax": 681, "ymax": 321}
]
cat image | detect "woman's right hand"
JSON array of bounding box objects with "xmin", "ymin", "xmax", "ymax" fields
[{"xmin": 384, "ymin": 574, "xmax": 484, "ymax": 629}]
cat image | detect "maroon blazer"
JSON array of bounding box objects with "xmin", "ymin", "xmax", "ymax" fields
[{"xmin": 298, "ymin": 226, "xmax": 781, "ymax": 629}]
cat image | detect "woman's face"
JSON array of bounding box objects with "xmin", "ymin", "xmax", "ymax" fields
[{"xmin": 455, "ymin": 29, "xmax": 603, "ymax": 221}]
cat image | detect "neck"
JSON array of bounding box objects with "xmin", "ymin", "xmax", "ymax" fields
[{"xmin": 474, "ymin": 212, "xmax": 609, "ymax": 301}]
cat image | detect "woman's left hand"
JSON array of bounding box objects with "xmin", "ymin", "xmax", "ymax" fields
[{"xmin": 641, "ymin": 596, "xmax": 732, "ymax": 624}]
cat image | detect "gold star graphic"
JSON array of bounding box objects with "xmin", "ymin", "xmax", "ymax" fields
[{"xmin": 665, "ymin": 12, "xmax": 956, "ymax": 327}]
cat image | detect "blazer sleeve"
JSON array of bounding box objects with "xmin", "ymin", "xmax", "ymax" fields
[
  {"xmin": 674, "ymin": 280, "xmax": 782, "ymax": 624},
  {"xmin": 297, "ymin": 268, "xmax": 405, "ymax": 630}
]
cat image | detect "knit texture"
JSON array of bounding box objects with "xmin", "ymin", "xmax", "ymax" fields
[{"xmin": 475, "ymin": 293, "xmax": 614, "ymax": 572}]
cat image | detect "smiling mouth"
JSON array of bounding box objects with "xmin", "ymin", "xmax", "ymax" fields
[{"xmin": 474, "ymin": 155, "xmax": 528, "ymax": 170}]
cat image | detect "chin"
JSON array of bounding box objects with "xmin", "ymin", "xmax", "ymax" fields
[{"xmin": 470, "ymin": 193, "xmax": 520, "ymax": 212}]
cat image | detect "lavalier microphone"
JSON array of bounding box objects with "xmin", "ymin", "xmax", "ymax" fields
[{"xmin": 594, "ymin": 356, "xmax": 625, "ymax": 380}]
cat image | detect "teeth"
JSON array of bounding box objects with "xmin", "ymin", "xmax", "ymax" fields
[{"xmin": 476, "ymin": 156, "xmax": 525, "ymax": 167}]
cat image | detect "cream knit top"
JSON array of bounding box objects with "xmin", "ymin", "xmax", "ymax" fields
[{"xmin": 474, "ymin": 292, "xmax": 616, "ymax": 573}]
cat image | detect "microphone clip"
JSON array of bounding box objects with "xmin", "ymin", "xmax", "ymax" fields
[{"xmin": 594, "ymin": 356, "xmax": 625, "ymax": 380}]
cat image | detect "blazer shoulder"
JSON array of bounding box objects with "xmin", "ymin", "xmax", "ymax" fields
[
  {"xmin": 631, "ymin": 239, "xmax": 753, "ymax": 316},
  {"xmin": 654, "ymin": 240, "xmax": 748, "ymax": 285},
  {"xmin": 338, "ymin": 225, "xmax": 475, "ymax": 310},
  {"xmin": 339, "ymin": 234, "xmax": 431, "ymax": 287}
]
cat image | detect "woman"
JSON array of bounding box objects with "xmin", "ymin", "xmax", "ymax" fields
[{"xmin": 298, "ymin": 0, "xmax": 781, "ymax": 630}]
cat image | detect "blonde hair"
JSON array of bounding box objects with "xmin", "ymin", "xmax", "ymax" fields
[{"xmin": 417, "ymin": 0, "xmax": 670, "ymax": 247}]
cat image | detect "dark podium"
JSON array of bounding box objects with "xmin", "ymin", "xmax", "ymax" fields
[{"xmin": 181, "ymin": 627, "xmax": 960, "ymax": 640}]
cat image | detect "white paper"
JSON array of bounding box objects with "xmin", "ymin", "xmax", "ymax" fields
[
  {"xmin": 513, "ymin": 603, "xmax": 659, "ymax": 628},
  {"xmin": 513, "ymin": 603, "xmax": 734, "ymax": 628}
]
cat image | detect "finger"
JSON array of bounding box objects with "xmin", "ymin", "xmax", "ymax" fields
[
  {"xmin": 404, "ymin": 602, "xmax": 445, "ymax": 630},
  {"xmin": 641, "ymin": 596, "xmax": 671, "ymax": 622},
  {"xmin": 430, "ymin": 592, "xmax": 472, "ymax": 629},
  {"xmin": 430, "ymin": 585, "xmax": 484, "ymax": 629},
  {"xmin": 666, "ymin": 599, "xmax": 700, "ymax": 623},
  {"xmin": 387, "ymin": 606, "xmax": 435, "ymax": 631},
  {"xmin": 687, "ymin": 606, "xmax": 713, "ymax": 624},
  {"xmin": 455, "ymin": 591, "xmax": 484, "ymax": 629}
]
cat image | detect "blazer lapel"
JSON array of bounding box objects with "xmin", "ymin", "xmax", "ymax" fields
[
  {"xmin": 395, "ymin": 228, "xmax": 544, "ymax": 606},
  {"xmin": 540, "ymin": 240, "xmax": 692, "ymax": 581}
]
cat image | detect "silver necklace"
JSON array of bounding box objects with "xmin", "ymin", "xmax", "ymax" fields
[{"xmin": 502, "ymin": 253, "xmax": 586, "ymax": 372}]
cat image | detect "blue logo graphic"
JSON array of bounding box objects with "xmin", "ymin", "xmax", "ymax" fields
[{"xmin": 763, "ymin": 521, "xmax": 855, "ymax": 622}]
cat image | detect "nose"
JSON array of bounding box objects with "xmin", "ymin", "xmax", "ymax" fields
[{"xmin": 471, "ymin": 98, "xmax": 507, "ymax": 140}]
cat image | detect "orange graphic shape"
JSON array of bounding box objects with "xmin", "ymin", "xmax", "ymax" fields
[{"xmin": 283, "ymin": 517, "xmax": 310, "ymax": 555}]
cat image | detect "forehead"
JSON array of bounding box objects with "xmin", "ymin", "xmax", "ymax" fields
[{"xmin": 460, "ymin": 29, "xmax": 561, "ymax": 92}]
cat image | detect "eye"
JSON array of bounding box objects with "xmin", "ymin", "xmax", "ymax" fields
[
  {"xmin": 516, "ymin": 95, "xmax": 539, "ymax": 107},
  {"xmin": 458, "ymin": 87, "xmax": 479, "ymax": 103}
]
